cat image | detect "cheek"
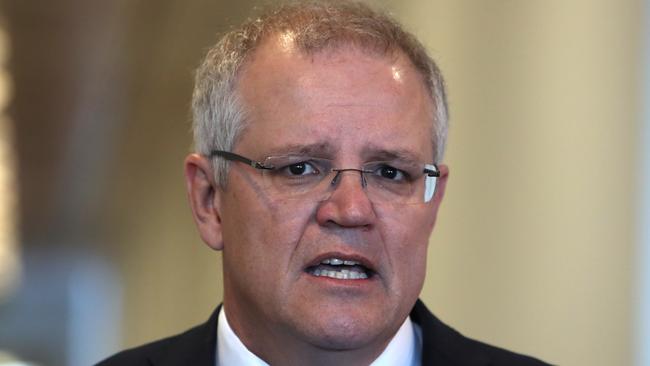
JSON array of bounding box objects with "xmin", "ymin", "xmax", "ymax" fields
[
  {"xmin": 223, "ymin": 191, "xmax": 314, "ymax": 265},
  {"xmin": 378, "ymin": 206, "xmax": 436, "ymax": 247},
  {"xmin": 221, "ymin": 200, "xmax": 315, "ymax": 305},
  {"xmin": 378, "ymin": 207, "xmax": 433, "ymax": 279}
]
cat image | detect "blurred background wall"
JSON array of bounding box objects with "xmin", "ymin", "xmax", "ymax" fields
[{"xmin": 0, "ymin": 0, "xmax": 645, "ymax": 365}]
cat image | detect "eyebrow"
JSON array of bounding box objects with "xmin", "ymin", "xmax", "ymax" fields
[
  {"xmin": 264, "ymin": 143, "xmax": 429, "ymax": 162},
  {"xmin": 362, "ymin": 146, "xmax": 426, "ymax": 163},
  {"xmin": 265, "ymin": 142, "xmax": 336, "ymax": 158}
]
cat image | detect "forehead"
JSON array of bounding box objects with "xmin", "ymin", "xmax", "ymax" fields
[{"xmin": 235, "ymin": 35, "xmax": 435, "ymax": 160}]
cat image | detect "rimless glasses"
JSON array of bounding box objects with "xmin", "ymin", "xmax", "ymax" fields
[{"xmin": 210, "ymin": 150, "xmax": 440, "ymax": 205}]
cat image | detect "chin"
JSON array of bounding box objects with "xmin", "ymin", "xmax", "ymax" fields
[{"xmin": 292, "ymin": 308, "xmax": 393, "ymax": 351}]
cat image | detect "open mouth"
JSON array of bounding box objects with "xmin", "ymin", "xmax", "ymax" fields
[{"xmin": 306, "ymin": 258, "xmax": 374, "ymax": 280}]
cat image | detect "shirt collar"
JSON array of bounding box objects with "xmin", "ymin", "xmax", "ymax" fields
[
  {"xmin": 216, "ymin": 306, "xmax": 267, "ymax": 366},
  {"xmin": 216, "ymin": 306, "xmax": 421, "ymax": 366},
  {"xmin": 370, "ymin": 314, "xmax": 421, "ymax": 366}
]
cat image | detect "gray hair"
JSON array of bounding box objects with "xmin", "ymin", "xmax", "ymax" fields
[{"xmin": 192, "ymin": 0, "xmax": 448, "ymax": 188}]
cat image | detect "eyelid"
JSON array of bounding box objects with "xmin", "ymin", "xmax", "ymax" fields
[
  {"xmin": 270, "ymin": 155, "xmax": 328, "ymax": 162},
  {"xmin": 364, "ymin": 160, "xmax": 419, "ymax": 172},
  {"xmin": 269, "ymin": 156, "xmax": 331, "ymax": 171},
  {"xmin": 268, "ymin": 155, "xmax": 424, "ymax": 175}
]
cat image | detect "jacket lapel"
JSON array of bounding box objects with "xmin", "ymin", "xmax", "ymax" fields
[{"xmin": 410, "ymin": 299, "xmax": 490, "ymax": 366}]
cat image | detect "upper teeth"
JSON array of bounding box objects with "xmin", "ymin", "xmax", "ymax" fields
[{"xmin": 321, "ymin": 258, "xmax": 360, "ymax": 266}]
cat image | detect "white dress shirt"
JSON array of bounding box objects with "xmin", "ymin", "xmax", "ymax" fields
[{"xmin": 216, "ymin": 306, "xmax": 422, "ymax": 366}]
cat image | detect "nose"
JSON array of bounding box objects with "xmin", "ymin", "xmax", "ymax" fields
[{"xmin": 315, "ymin": 170, "xmax": 376, "ymax": 228}]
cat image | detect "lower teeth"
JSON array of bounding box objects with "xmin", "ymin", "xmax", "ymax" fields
[{"xmin": 311, "ymin": 268, "xmax": 368, "ymax": 280}]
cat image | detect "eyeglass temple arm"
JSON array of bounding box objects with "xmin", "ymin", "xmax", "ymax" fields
[
  {"xmin": 423, "ymin": 164, "xmax": 440, "ymax": 177},
  {"xmin": 209, "ymin": 150, "xmax": 273, "ymax": 170}
]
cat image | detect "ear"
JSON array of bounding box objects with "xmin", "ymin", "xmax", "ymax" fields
[{"xmin": 184, "ymin": 153, "xmax": 224, "ymax": 251}]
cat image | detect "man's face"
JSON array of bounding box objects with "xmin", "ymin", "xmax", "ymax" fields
[{"xmin": 215, "ymin": 37, "xmax": 447, "ymax": 354}]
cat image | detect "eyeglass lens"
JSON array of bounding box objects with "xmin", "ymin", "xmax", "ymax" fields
[{"xmin": 258, "ymin": 156, "xmax": 436, "ymax": 204}]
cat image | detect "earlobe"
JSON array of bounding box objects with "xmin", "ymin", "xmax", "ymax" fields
[{"xmin": 184, "ymin": 153, "xmax": 225, "ymax": 251}]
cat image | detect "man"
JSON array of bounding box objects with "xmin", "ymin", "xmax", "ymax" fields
[{"xmin": 98, "ymin": 1, "xmax": 549, "ymax": 365}]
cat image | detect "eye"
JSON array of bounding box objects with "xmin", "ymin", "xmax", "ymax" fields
[
  {"xmin": 284, "ymin": 161, "xmax": 318, "ymax": 176},
  {"xmin": 374, "ymin": 164, "xmax": 406, "ymax": 181}
]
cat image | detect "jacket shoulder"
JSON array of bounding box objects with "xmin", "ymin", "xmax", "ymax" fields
[
  {"xmin": 453, "ymin": 335, "xmax": 551, "ymax": 366},
  {"xmin": 95, "ymin": 338, "xmax": 169, "ymax": 366},
  {"xmin": 411, "ymin": 300, "xmax": 552, "ymax": 366},
  {"xmin": 95, "ymin": 308, "xmax": 220, "ymax": 366}
]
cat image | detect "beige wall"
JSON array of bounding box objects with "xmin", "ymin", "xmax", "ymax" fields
[
  {"xmin": 108, "ymin": 1, "xmax": 642, "ymax": 365},
  {"xmin": 391, "ymin": 1, "xmax": 640, "ymax": 365}
]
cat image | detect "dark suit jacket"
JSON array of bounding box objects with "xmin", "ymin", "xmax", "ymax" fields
[{"xmin": 96, "ymin": 299, "xmax": 550, "ymax": 365}]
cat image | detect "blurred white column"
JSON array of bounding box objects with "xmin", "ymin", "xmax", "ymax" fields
[
  {"xmin": 637, "ymin": 2, "xmax": 650, "ymax": 365},
  {"xmin": 0, "ymin": 25, "xmax": 19, "ymax": 302}
]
